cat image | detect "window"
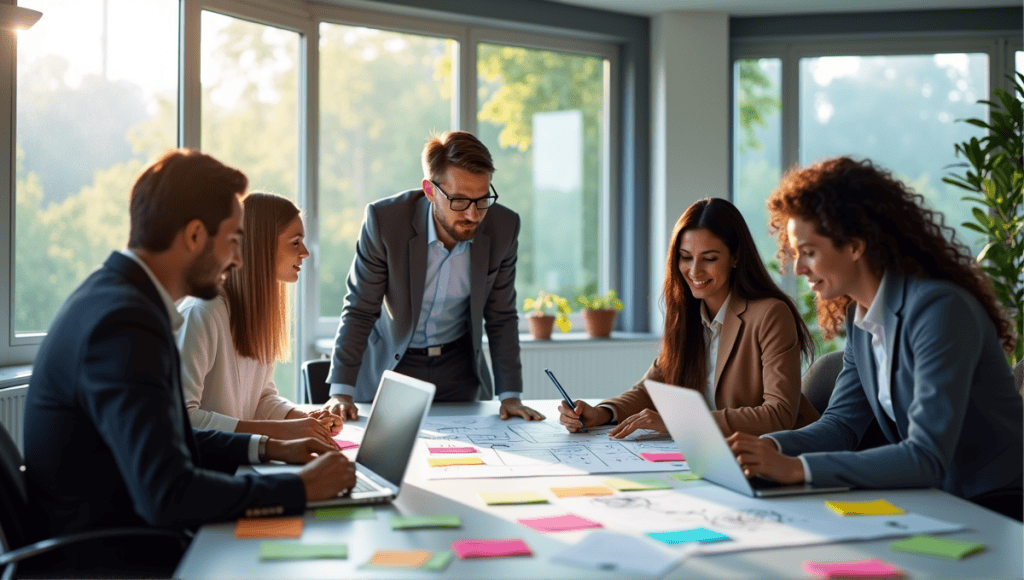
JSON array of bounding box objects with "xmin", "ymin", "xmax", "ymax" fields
[
  {"xmin": 14, "ymin": 0, "xmax": 177, "ymax": 336},
  {"xmin": 477, "ymin": 42, "xmax": 609, "ymax": 310}
]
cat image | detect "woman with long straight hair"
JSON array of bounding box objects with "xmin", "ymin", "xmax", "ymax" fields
[
  {"xmin": 178, "ymin": 192, "xmax": 341, "ymax": 445},
  {"xmin": 560, "ymin": 197, "xmax": 819, "ymax": 437},
  {"xmin": 729, "ymin": 157, "xmax": 1022, "ymax": 520}
]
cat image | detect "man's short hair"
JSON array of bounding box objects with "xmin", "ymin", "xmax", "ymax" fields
[
  {"xmin": 128, "ymin": 149, "xmax": 248, "ymax": 252},
  {"xmin": 422, "ymin": 131, "xmax": 495, "ymax": 184}
]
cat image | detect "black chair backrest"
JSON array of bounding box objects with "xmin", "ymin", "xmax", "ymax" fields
[
  {"xmin": 0, "ymin": 421, "xmax": 33, "ymax": 551},
  {"xmin": 801, "ymin": 350, "xmax": 845, "ymax": 415},
  {"xmin": 301, "ymin": 359, "xmax": 331, "ymax": 405}
]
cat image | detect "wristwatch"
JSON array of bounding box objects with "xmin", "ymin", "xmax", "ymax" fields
[{"xmin": 257, "ymin": 435, "xmax": 269, "ymax": 463}]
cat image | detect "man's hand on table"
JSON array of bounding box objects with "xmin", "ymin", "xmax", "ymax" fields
[
  {"xmin": 323, "ymin": 394, "xmax": 360, "ymax": 421},
  {"xmin": 499, "ymin": 398, "xmax": 545, "ymax": 421}
]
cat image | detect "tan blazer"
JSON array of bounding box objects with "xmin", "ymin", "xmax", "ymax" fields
[{"xmin": 600, "ymin": 296, "xmax": 819, "ymax": 436}]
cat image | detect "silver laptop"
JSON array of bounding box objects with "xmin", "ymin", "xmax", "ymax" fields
[
  {"xmin": 308, "ymin": 370, "xmax": 435, "ymax": 508},
  {"xmin": 645, "ymin": 379, "xmax": 849, "ymax": 498}
]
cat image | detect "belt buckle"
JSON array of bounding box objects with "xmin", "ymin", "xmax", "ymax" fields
[{"xmin": 427, "ymin": 346, "xmax": 442, "ymax": 357}]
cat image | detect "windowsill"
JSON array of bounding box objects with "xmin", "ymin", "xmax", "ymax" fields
[
  {"xmin": 0, "ymin": 364, "xmax": 33, "ymax": 389},
  {"xmin": 312, "ymin": 332, "xmax": 659, "ymax": 356}
]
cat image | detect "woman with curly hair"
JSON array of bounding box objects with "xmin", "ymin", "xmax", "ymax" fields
[
  {"xmin": 559, "ymin": 198, "xmax": 819, "ymax": 437},
  {"xmin": 729, "ymin": 156, "xmax": 1022, "ymax": 520}
]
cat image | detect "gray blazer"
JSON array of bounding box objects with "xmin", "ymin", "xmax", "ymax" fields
[
  {"xmin": 326, "ymin": 189, "xmax": 523, "ymax": 403},
  {"xmin": 769, "ymin": 273, "xmax": 1023, "ymax": 499}
]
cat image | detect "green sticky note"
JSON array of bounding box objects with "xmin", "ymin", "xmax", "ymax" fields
[
  {"xmin": 259, "ymin": 541, "xmax": 348, "ymax": 560},
  {"xmin": 389, "ymin": 514, "xmax": 462, "ymax": 529},
  {"xmin": 478, "ymin": 491, "xmax": 548, "ymax": 505},
  {"xmin": 422, "ymin": 550, "xmax": 455, "ymax": 571},
  {"xmin": 603, "ymin": 477, "xmax": 672, "ymax": 491},
  {"xmin": 669, "ymin": 472, "xmax": 702, "ymax": 482},
  {"xmin": 314, "ymin": 506, "xmax": 377, "ymax": 521},
  {"xmin": 890, "ymin": 535, "xmax": 986, "ymax": 560}
]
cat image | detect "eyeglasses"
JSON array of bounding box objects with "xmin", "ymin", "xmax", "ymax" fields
[{"xmin": 430, "ymin": 181, "xmax": 499, "ymax": 211}]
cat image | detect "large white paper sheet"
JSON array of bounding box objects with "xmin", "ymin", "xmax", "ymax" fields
[
  {"xmin": 420, "ymin": 415, "xmax": 688, "ymax": 479},
  {"xmin": 555, "ymin": 485, "xmax": 965, "ymax": 554}
]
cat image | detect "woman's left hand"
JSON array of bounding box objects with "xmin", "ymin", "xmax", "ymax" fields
[
  {"xmin": 608, "ymin": 408, "xmax": 667, "ymax": 438},
  {"xmin": 308, "ymin": 409, "xmax": 344, "ymax": 437},
  {"xmin": 726, "ymin": 431, "xmax": 805, "ymax": 485}
]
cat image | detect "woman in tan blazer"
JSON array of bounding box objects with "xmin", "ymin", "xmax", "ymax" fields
[{"xmin": 559, "ymin": 198, "xmax": 819, "ymax": 437}]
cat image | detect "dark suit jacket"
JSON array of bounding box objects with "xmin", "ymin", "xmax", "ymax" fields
[
  {"xmin": 327, "ymin": 190, "xmax": 523, "ymax": 402},
  {"xmin": 23, "ymin": 252, "xmax": 305, "ymax": 540},
  {"xmin": 601, "ymin": 296, "xmax": 819, "ymax": 436},
  {"xmin": 770, "ymin": 273, "xmax": 1024, "ymax": 499}
]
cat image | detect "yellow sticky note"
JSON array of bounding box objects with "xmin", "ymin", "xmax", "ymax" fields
[
  {"xmin": 369, "ymin": 550, "xmax": 433, "ymax": 568},
  {"xmin": 478, "ymin": 491, "xmax": 549, "ymax": 505},
  {"xmin": 428, "ymin": 456, "xmax": 485, "ymax": 467},
  {"xmin": 550, "ymin": 486, "xmax": 616, "ymax": 498},
  {"xmin": 235, "ymin": 516, "xmax": 303, "ymax": 539},
  {"xmin": 826, "ymin": 499, "xmax": 905, "ymax": 516}
]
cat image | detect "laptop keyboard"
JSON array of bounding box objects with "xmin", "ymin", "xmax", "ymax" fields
[{"xmin": 352, "ymin": 472, "xmax": 376, "ymax": 494}]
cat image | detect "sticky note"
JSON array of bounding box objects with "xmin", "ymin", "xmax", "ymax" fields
[
  {"xmin": 452, "ymin": 539, "xmax": 532, "ymax": 559},
  {"xmin": 603, "ymin": 477, "xmax": 672, "ymax": 491},
  {"xmin": 235, "ymin": 517, "xmax": 303, "ymax": 539},
  {"xmin": 550, "ymin": 485, "xmax": 615, "ymax": 498},
  {"xmin": 422, "ymin": 551, "xmax": 454, "ymax": 571},
  {"xmin": 429, "ymin": 456, "xmax": 485, "ymax": 467},
  {"xmin": 804, "ymin": 559, "xmax": 903, "ymax": 579},
  {"xmin": 314, "ymin": 506, "xmax": 376, "ymax": 521},
  {"xmin": 389, "ymin": 514, "xmax": 461, "ymax": 529},
  {"xmin": 479, "ymin": 491, "xmax": 548, "ymax": 505},
  {"xmin": 428, "ymin": 446, "xmax": 477, "ymax": 454},
  {"xmin": 669, "ymin": 472, "xmax": 702, "ymax": 482},
  {"xmin": 518, "ymin": 513, "xmax": 603, "ymax": 532},
  {"xmin": 890, "ymin": 535, "xmax": 986, "ymax": 560},
  {"xmin": 641, "ymin": 452, "xmax": 685, "ymax": 462},
  {"xmin": 648, "ymin": 527, "xmax": 730, "ymax": 544},
  {"xmin": 259, "ymin": 541, "xmax": 347, "ymax": 561},
  {"xmin": 333, "ymin": 440, "xmax": 359, "ymax": 451},
  {"xmin": 369, "ymin": 550, "xmax": 433, "ymax": 568},
  {"xmin": 826, "ymin": 499, "xmax": 905, "ymax": 516}
]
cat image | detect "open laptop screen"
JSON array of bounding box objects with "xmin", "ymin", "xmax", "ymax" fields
[{"xmin": 354, "ymin": 371, "xmax": 435, "ymax": 487}]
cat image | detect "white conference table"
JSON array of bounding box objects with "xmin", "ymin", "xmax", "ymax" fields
[{"xmin": 174, "ymin": 399, "xmax": 1024, "ymax": 579}]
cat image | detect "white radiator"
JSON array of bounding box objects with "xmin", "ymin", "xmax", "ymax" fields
[{"xmin": 0, "ymin": 385, "xmax": 28, "ymax": 455}]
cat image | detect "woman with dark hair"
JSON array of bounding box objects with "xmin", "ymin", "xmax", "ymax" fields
[
  {"xmin": 559, "ymin": 197, "xmax": 819, "ymax": 437},
  {"xmin": 729, "ymin": 157, "xmax": 1023, "ymax": 519},
  {"xmin": 177, "ymin": 192, "xmax": 343, "ymax": 445}
]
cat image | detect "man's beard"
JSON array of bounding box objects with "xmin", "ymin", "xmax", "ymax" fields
[{"xmin": 184, "ymin": 240, "xmax": 227, "ymax": 300}]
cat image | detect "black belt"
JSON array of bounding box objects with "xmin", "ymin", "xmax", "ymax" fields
[{"xmin": 405, "ymin": 335, "xmax": 468, "ymax": 357}]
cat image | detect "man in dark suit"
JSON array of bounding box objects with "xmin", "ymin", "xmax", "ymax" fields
[
  {"xmin": 322, "ymin": 131, "xmax": 542, "ymax": 422},
  {"xmin": 22, "ymin": 149, "xmax": 355, "ymax": 575}
]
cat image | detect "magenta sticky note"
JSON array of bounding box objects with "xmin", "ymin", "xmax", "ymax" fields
[
  {"xmin": 452, "ymin": 539, "xmax": 532, "ymax": 559},
  {"xmin": 428, "ymin": 446, "xmax": 477, "ymax": 454},
  {"xmin": 803, "ymin": 559, "xmax": 903, "ymax": 579},
  {"xmin": 518, "ymin": 514, "xmax": 603, "ymax": 532},
  {"xmin": 641, "ymin": 452, "xmax": 685, "ymax": 462},
  {"xmin": 334, "ymin": 440, "xmax": 359, "ymax": 451}
]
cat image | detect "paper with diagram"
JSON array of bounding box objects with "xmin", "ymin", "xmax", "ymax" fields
[{"xmin": 419, "ymin": 414, "xmax": 688, "ymax": 479}]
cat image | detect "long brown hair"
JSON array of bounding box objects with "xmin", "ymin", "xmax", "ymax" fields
[
  {"xmin": 767, "ymin": 156, "xmax": 1014, "ymax": 353},
  {"xmin": 223, "ymin": 192, "xmax": 300, "ymax": 363},
  {"xmin": 657, "ymin": 198, "xmax": 813, "ymax": 388}
]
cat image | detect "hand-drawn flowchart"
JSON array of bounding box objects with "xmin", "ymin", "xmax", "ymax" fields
[{"xmin": 419, "ymin": 415, "xmax": 688, "ymax": 479}]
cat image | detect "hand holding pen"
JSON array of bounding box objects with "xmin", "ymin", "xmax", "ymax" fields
[{"xmin": 546, "ymin": 369, "xmax": 612, "ymax": 433}]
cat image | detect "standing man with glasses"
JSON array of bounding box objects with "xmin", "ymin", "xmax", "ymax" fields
[{"xmin": 322, "ymin": 131, "xmax": 543, "ymax": 421}]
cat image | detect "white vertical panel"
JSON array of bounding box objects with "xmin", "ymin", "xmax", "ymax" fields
[{"xmin": 0, "ymin": 384, "xmax": 28, "ymax": 454}]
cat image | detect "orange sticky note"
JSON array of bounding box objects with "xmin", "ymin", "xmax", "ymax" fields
[
  {"xmin": 235, "ymin": 517, "xmax": 303, "ymax": 539},
  {"xmin": 369, "ymin": 550, "xmax": 434, "ymax": 568},
  {"xmin": 429, "ymin": 456, "xmax": 485, "ymax": 467},
  {"xmin": 550, "ymin": 486, "xmax": 615, "ymax": 498}
]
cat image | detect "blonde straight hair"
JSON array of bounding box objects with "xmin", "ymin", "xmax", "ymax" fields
[{"xmin": 223, "ymin": 192, "xmax": 299, "ymax": 364}]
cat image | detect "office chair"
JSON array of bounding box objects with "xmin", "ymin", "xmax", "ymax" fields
[
  {"xmin": 0, "ymin": 422, "xmax": 188, "ymax": 579},
  {"xmin": 800, "ymin": 349, "xmax": 887, "ymax": 451},
  {"xmin": 301, "ymin": 359, "xmax": 332, "ymax": 405}
]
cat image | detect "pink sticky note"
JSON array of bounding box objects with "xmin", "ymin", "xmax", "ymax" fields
[
  {"xmin": 804, "ymin": 559, "xmax": 903, "ymax": 579},
  {"xmin": 518, "ymin": 513, "xmax": 603, "ymax": 532},
  {"xmin": 641, "ymin": 452, "xmax": 685, "ymax": 462},
  {"xmin": 452, "ymin": 539, "xmax": 532, "ymax": 559},
  {"xmin": 428, "ymin": 446, "xmax": 477, "ymax": 454},
  {"xmin": 334, "ymin": 440, "xmax": 359, "ymax": 451}
]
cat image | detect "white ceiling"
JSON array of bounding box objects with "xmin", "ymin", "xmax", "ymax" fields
[{"xmin": 545, "ymin": 0, "xmax": 1017, "ymax": 17}]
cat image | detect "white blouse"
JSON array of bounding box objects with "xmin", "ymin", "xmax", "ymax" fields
[{"xmin": 176, "ymin": 295, "xmax": 297, "ymax": 432}]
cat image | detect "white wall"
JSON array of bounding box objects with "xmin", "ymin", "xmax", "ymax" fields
[{"xmin": 649, "ymin": 11, "xmax": 730, "ymax": 332}]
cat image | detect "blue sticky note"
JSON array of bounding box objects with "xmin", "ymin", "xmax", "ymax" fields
[{"xmin": 648, "ymin": 527, "xmax": 730, "ymax": 544}]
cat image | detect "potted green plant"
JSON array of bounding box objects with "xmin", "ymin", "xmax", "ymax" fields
[
  {"xmin": 522, "ymin": 292, "xmax": 572, "ymax": 340},
  {"xmin": 944, "ymin": 72, "xmax": 1023, "ymax": 364},
  {"xmin": 575, "ymin": 289, "xmax": 624, "ymax": 338}
]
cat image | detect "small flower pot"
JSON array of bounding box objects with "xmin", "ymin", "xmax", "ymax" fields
[
  {"xmin": 581, "ymin": 308, "xmax": 617, "ymax": 338},
  {"xmin": 527, "ymin": 314, "xmax": 555, "ymax": 340}
]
